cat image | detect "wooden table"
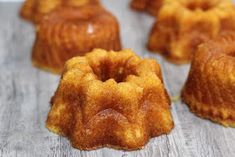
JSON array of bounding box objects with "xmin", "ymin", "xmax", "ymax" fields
[{"xmin": 0, "ymin": 1, "xmax": 234, "ymax": 157}]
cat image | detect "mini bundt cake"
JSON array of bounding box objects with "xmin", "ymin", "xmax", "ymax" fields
[
  {"xmin": 182, "ymin": 34, "xmax": 235, "ymax": 127},
  {"xmin": 148, "ymin": 0, "xmax": 235, "ymax": 64},
  {"xmin": 32, "ymin": 5, "xmax": 121, "ymax": 74},
  {"xmin": 20, "ymin": 0, "xmax": 100, "ymax": 23},
  {"xmin": 130, "ymin": 0, "xmax": 163, "ymax": 16},
  {"xmin": 46, "ymin": 49, "xmax": 174, "ymax": 150}
]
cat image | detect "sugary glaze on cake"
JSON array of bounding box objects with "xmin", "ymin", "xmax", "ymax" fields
[
  {"xmin": 32, "ymin": 5, "xmax": 121, "ymax": 74},
  {"xmin": 46, "ymin": 49, "xmax": 174, "ymax": 150},
  {"xmin": 182, "ymin": 34, "xmax": 235, "ymax": 127},
  {"xmin": 20, "ymin": 0, "xmax": 100, "ymax": 23},
  {"xmin": 130, "ymin": 0, "xmax": 163, "ymax": 16},
  {"xmin": 148, "ymin": 0, "xmax": 235, "ymax": 64}
]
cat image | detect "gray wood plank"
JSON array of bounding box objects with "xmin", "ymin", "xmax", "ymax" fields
[{"xmin": 0, "ymin": 0, "xmax": 234, "ymax": 157}]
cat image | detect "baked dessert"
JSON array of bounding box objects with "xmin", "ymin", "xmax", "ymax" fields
[
  {"xmin": 130, "ymin": 0, "xmax": 163, "ymax": 16},
  {"xmin": 148, "ymin": 0, "xmax": 235, "ymax": 64},
  {"xmin": 182, "ymin": 34, "xmax": 235, "ymax": 127},
  {"xmin": 20, "ymin": 0, "xmax": 100, "ymax": 23},
  {"xmin": 32, "ymin": 5, "xmax": 121, "ymax": 74},
  {"xmin": 46, "ymin": 49, "xmax": 174, "ymax": 150}
]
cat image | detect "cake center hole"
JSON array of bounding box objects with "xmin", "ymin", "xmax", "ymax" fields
[
  {"xmin": 91, "ymin": 59, "xmax": 137, "ymax": 83},
  {"xmin": 186, "ymin": 1, "xmax": 216, "ymax": 11}
]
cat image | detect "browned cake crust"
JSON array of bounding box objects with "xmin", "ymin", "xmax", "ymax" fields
[
  {"xmin": 130, "ymin": 0, "xmax": 163, "ymax": 16},
  {"xmin": 20, "ymin": 0, "xmax": 100, "ymax": 23},
  {"xmin": 148, "ymin": 0, "xmax": 235, "ymax": 64},
  {"xmin": 46, "ymin": 49, "xmax": 174, "ymax": 150},
  {"xmin": 182, "ymin": 34, "xmax": 235, "ymax": 127},
  {"xmin": 32, "ymin": 5, "xmax": 121, "ymax": 74}
]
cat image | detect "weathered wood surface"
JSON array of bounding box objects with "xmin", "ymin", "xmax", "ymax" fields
[{"xmin": 0, "ymin": 1, "xmax": 235, "ymax": 157}]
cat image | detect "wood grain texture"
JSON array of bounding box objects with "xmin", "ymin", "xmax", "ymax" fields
[{"xmin": 0, "ymin": 0, "xmax": 235, "ymax": 157}]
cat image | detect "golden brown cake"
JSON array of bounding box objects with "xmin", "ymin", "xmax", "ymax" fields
[
  {"xmin": 182, "ymin": 34, "xmax": 235, "ymax": 127},
  {"xmin": 46, "ymin": 49, "xmax": 174, "ymax": 150},
  {"xmin": 148, "ymin": 0, "xmax": 235, "ymax": 64},
  {"xmin": 20, "ymin": 0, "xmax": 100, "ymax": 23},
  {"xmin": 32, "ymin": 5, "xmax": 121, "ymax": 74},
  {"xmin": 130, "ymin": 0, "xmax": 163, "ymax": 16}
]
